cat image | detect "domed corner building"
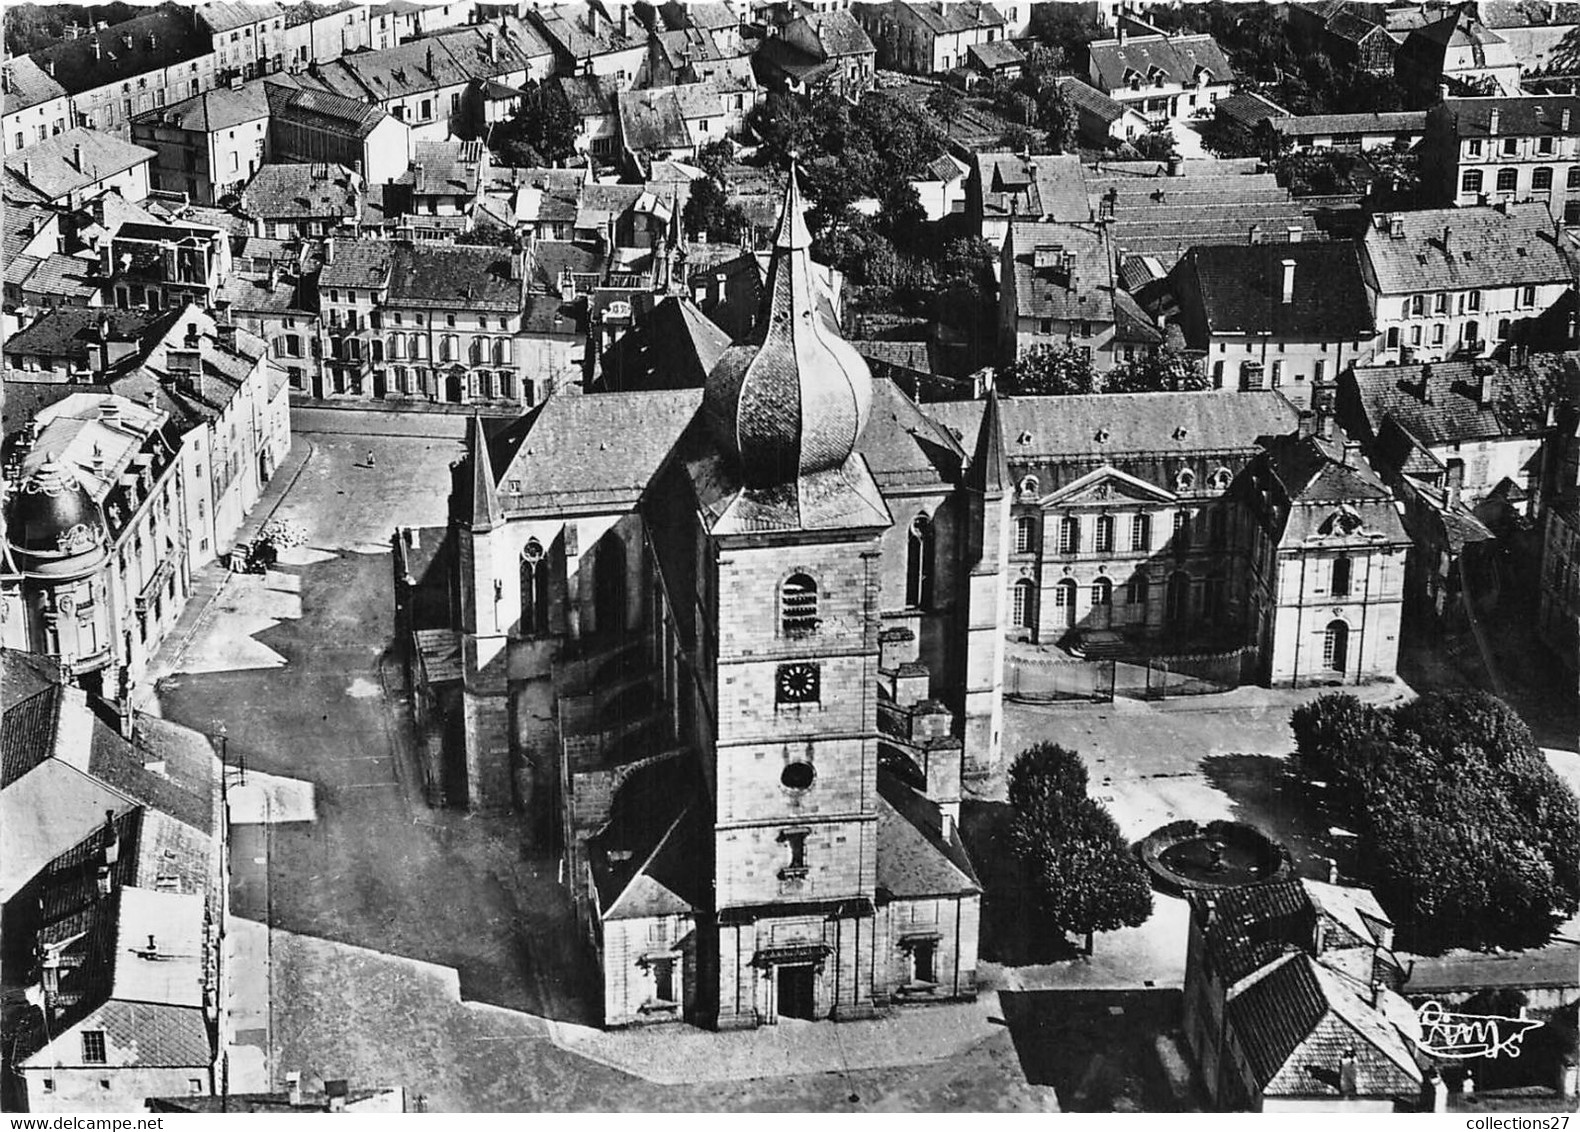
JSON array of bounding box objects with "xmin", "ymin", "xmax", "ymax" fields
[
  {"xmin": 1, "ymin": 393, "xmax": 190, "ymax": 703},
  {"xmin": 418, "ymin": 167, "xmax": 1000, "ymax": 1029}
]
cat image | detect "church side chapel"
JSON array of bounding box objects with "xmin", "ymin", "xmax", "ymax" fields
[{"xmin": 396, "ymin": 168, "xmax": 1411, "ymax": 1031}]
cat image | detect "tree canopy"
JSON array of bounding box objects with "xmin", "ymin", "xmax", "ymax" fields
[
  {"xmin": 1290, "ymin": 691, "xmax": 1580, "ymax": 952},
  {"xmin": 998, "ymin": 343, "xmax": 1098, "ymax": 396},
  {"xmin": 489, "ymin": 81, "xmax": 576, "ymax": 167},
  {"xmin": 1007, "ymin": 743, "xmax": 1154, "ymax": 948}
]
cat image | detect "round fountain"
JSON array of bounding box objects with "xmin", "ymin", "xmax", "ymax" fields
[{"xmin": 1138, "ymin": 820, "xmax": 1293, "ymax": 895}]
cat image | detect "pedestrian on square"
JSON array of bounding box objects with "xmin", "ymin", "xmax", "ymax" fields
[{"xmin": 366, "ymin": 449, "xmax": 376, "ymax": 468}]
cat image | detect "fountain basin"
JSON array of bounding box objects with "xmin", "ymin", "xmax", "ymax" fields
[{"xmin": 1137, "ymin": 819, "xmax": 1293, "ymax": 895}]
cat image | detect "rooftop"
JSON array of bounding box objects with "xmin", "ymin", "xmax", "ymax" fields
[
  {"xmin": 30, "ymin": 5, "xmax": 214, "ymax": 98},
  {"xmin": 1088, "ymin": 31, "xmax": 1234, "ymax": 92},
  {"xmin": 2, "ymin": 55, "xmax": 68, "ymax": 117},
  {"xmin": 5, "ymin": 128, "xmax": 157, "ymax": 203},
  {"xmin": 1178, "ymin": 241, "xmax": 1375, "ymax": 340},
  {"xmin": 1361, "ymin": 204, "xmax": 1572, "ymax": 293},
  {"xmin": 240, "ymin": 162, "xmax": 361, "ymax": 219}
]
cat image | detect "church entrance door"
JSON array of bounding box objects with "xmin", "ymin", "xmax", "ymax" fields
[{"xmin": 776, "ymin": 964, "xmax": 815, "ymax": 1021}]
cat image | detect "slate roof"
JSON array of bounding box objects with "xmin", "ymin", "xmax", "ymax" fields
[
  {"xmin": 529, "ymin": 239, "xmax": 606, "ymax": 293},
  {"xmin": 135, "ymin": 82, "xmax": 272, "ymax": 133},
  {"xmin": 662, "ymin": 0, "xmax": 739, "ymax": 32},
  {"xmin": 241, "ymin": 162, "xmax": 361, "ymax": 219},
  {"xmin": 618, "ymin": 87, "xmax": 694, "ymax": 151},
  {"xmin": 29, "ymin": 5, "xmax": 215, "ymax": 98},
  {"xmin": 1179, "ymin": 242, "xmax": 1374, "ymax": 341},
  {"xmin": 968, "ymin": 39, "xmax": 1025, "ymax": 71},
  {"xmin": 806, "ymin": 9, "xmax": 876, "ymax": 57},
  {"xmin": 388, "ymin": 243, "xmax": 521, "ymax": 311},
  {"xmin": 599, "ymin": 296, "xmax": 730, "ymax": 391},
  {"xmin": 860, "ymin": 376, "xmax": 963, "ymax": 490},
  {"xmin": 899, "ymin": 0, "xmax": 1005, "ymax": 35},
  {"xmin": 265, "ymin": 82, "xmax": 390, "ymax": 139},
  {"xmin": 312, "ymin": 26, "xmax": 533, "ymax": 103},
  {"xmin": 1347, "ymin": 359, "xmax": 1556, "ymax": 448},
  {"xmin": 411, "ymin": 140, "xmax": 485, "ymax": 197},
  {"xmin": 1404, "ymin": 941, "xmax": 1580, "ymax": 992},
  {"xmin": 1005, "ymin": 220, "xmax": 1118, "ymax": 325},
  {"xmin": 5, "ymin": 128, "xmax": 157, "ymax": 203},
  {"xmin": 484, "ymin": 389, "xmax": 703, "ymax": 514},
  {"xmin": 1441, "ymin": 95, "xmax": 1580, "ymax": 137},
  {"xmin": 927, "ymin": 390, "xmax": 1300, "ymax": 464},
  {"xmin": 3, "ymin": 55, "xmax": 68, "ymax": 117},
  {"xmin": 531, "ymin": 1, "xmax": 653, "ymax": 62},
  {"xmin": 1325, "ymin": 7, "xmax": 1391, "ymax": 44},
  {"xmin": 196, "ymin": 0, "xmax": 287, "ymax": 34},
  {"xmin": 974, "ymin": 152, "xmax": 1089, "ymax": 223},
  {"xmin": 9, "ymin": 253, "xmax": 102, "ymax": 302},
  {"xmin": 4, "ymin": 307, "xmax": 172, "ymax": 365},
  {"xmin": 1187, "ymin": 879, "xmax": 1316, "ymax": 984},
  {"xmin": 1089, "ymin": 168, "xmax": 1307, "ymax": 271},
  {"xmin": 587, "ymin": 757, "xmax": 707, "ymax": 921},
  {"xmin": 875, "ymin": 771, "xmax": 979, "ymax": 899},
  {"xmin": 1, "ymin": 688, "xmax": 61, "ymax": 789},
  {"xmin": 1271, "ymin": 110, "xmax": 1427, "ymax": 138},
  {"xmin": 88, "ymin": 713, "xmax": 217, "ymax": 834},
  {"xmin": 1088, "ymin": 32, "xmax": 1233, "ymax": 92},
  {"xmin": 318, "ymin": 238, "xmax": 395, "ymax": 288},
  {"xmin": 551, "ymin": 72, "xmax": 620, "ymax": 118},
  {"xmin": 1, "ymin": 648, "xmax": 65, "ymax": 711}
]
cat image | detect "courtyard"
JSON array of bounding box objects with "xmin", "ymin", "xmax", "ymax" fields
[{"xmin": 144, "ymin": 410, "xmax": 1576, "ymax": 1112}]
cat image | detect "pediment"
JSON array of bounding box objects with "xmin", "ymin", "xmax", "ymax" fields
[{"xmin": 1039, "ymin": 465, "xmax": 1176, "ymax": 508}]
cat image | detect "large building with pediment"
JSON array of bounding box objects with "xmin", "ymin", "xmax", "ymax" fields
[{"xmin": 395, "ymin": 171, "xmax": 1410, "ymax": 1030}]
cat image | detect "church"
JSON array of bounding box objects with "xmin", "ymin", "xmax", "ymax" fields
[{"xmin": 395, "ymin": 170, "xmax": 1409, "ymax": 1029}]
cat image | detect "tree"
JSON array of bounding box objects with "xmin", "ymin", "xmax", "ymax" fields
[
  {"xmin": 1034, "ymin": 79, "xmax": 1076, "ymax": 155},
  {"xmin": 935, "ymin": 236, "xmax": 997, "ymax": 292},
  {"xmin": 926, "ymin": 84, "xmax": 964, "ymax": 141},
  {"xmin": 683, "ymin": 176, "xmax": 749, "ymax": 244},
  {"xmin": 491, "ymin": 81, "xmax": 576, "ymax": 167},
  {"xmin": 1028, "ymin": 4, "xmax": 1104, "ymax": 70},
  {"xmin": 999, "ymin": 343, "xmax": 1098, "ymax": 396},
  {"xmin": 1288, "ymin": 691, "xmax": 1580, "ymax": 952},
  {"xmin": 1105, "ymin": 343, "xmax": 1210, "ymax": 393},
  {"xmin": 1133, "ymin": 122, "xmax": 1178, "ymax": 163},
  {"xmin": 695, "ymin": 138, "xmax": 735, "ymax": 183},
  {"xmin": 1007, "ymin": 744, "xmax": 1153, "ymax": 953}
]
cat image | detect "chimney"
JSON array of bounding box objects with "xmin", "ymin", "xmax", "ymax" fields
[
  {"xmin": 1248, "ymin": 223, "xmax": 1261, "ymax": 245},
  {"xmin": 149, "ymin": 33, "xmax": 157, "ymax": 50},
  {"xmin": 620, "ymin": 4, "xmax": 630, "ymax": 37},
  {"xmin": 1167, "ymin": 153, "xmax": 1182, "ymax": 177},
  {"xmin": 1339, "ymin": 1049, "xmax": 1358, "ymax": 1097},
  {"xmin": 92, "ymin": 39, "xmax": 102, "ymax": 61},
  {"xmin": 1281, "ymin": 258, "xmax": 1296, "ymax": 304},
  {"xmin": 1, "ymin": 69, "xmax": 9, "ymax": 95},
  {"xmin": 1441, "ymin": 225, "xmax": 1452, "ymax": 254},
  {"xmin": 145, "ymin": 933, "xmax": 159, "ymax": 957},
  {"xmin": 324, "ymin": 237, "xmax": 336, "ymax": 264},
  {"xmin": 21, "ymin": 158, "xmax": 30, "ymax": 183},
  {"xmin": 426, "ymin": 45, "xmax": 434, "ymax": 75},
  {"xmin": 488, "ymin": 31, "xmax": 498, "ymax": 62},
  {"xmin": 287, "ymin": 1073, "xmax": 303, "ymax": 1107},
  {"xmin": 45, "ymin": 59, "xmax": 55, "ymax": 76},
  {"xmin": 102, "ymin": 809, "xmax": 120, "ymax": 866},
  {"xmin": 1488, "ymin": 107, "xmax": 1500, "ymax": 136},
  {"xmin": 1117, "ymin": 25, "xmax": 1126, "ymax": 46},
  {"xmin": 589, "ymin": 2, "xmax": 600, "ymax": 35},
  {"xmin": 1286, "ymin": 224, "xmax": 1302, "ymax": 243},
  {"xmin": 1477, "ymin": 364, "xmax": 1495, "ymax": 406},
  {"xmin": 72, "ymin": 144, "xmax": 83, "ymax": 172},
  {"xmin": 267, "ymin": 263, "xmax": 279, "ymax": 290},
  {"xmin": 122, "ymin": 33, "xmax": 132, "ymax": 50}
]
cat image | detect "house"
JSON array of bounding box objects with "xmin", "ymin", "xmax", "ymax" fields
[
  {"xmin": 1359, "ymin": 204, "xmax": 1576, "ymax": 365},
  {"xmin": 658, "ymin": 0, "xmax": 746, "ymax": 58},
  {"xmin": 1421, "ymin": 96, "xmax": 1580, "ymax": 227},
  {"xmin": 1538, "ymin": 390, "xmax": 1580, "ymax": 679},
  {"xmin": 5, "ymin": 128, "xmax": 156, "ymax": 209},
  {"xmin": 196, "ymin": 0, "xmax": 290, "ymax": 84},
  {"xmin": 997, "ymin": 219, "xmax": 1162, "ymax": 370},
  {"xmin": 130, "ymin": 80, "xmax": 272, "ymax": 205},
  {"xmin": 282, "ymin": 0, "xmax": 373, "ymax": 70},
  {"xmin": 859, "ymin": 1, "xmax": 1008, "ymax": 77},
  {"xmin": 2, "ymin": 56, "xmax": 72, "ymax": 155},
  {"xmin": 966, "ymin": 39, "xmax": 1025, "ymax": 84},
  {"xmin": 1322, "ymin": 6, "xmax": 1403, "ymax": 74},
  {"xmin": 1085, "ymin": 26, "xmax": 1235, "ymax": 154},
  {"xmin": 1269, "ymin": 111, "xmax": 1428, "ymax": 154},
  {"xmin": 910, "ymin": 153, "xmax": 968, "ymax": 221},
  {"xmin": 1166, "ymin": 241, "xmax": 1378, "ymax": 409},
  {"xmin": 754, "ymin": 9, "xmax": 876, "ymax": 99},
  {"xmin": 405, "ymin": 139, "xmax": 489, "ymax": 228},
  {"xmin": 1058, "ymin": 76, "xmax": 1152, "ymax": 150},
  {"xmin": 1340, "ymin": 357, "xmax": 1558, "ymax": 506},
  {"xmin": 1182, "ymin": 879, "xmax": 1423, "ymax": 1111},
  {"xmin": 266, "ymin": 81, "xmax": 412, "ymax": 185},
  {"xmin": 218, "ymin": 262, "xmax": 324, "ymax": 395},
  {"xmin": 616, "ymin": 87, "xmax": 700, "ymax": 168},
  {"xmin": 29, "ymin": 4, "xmax": 220, "ymax": 138},
  {"xmin": 240, "ymin": 161, "xmax": 364, "ymax": 238},
  {"xmin": 595, "ymin": 293, "xmax": 731, "ymax": 391},
  {"xmin": 547, "ymin": 73, "xmax": 623, "ymax": 164},
  {"xmin": 966, "ymin": 152, "xmax": 1089, "ymax": 249},
  {"xmin": 4, "ymin": 308, "xmax": 177, "ymax": 385},
  {"xmin": 644, "ymin": 26, "xmax": 729, "ymax": 87},
  {"xmin": 530, "ymin": 0, "xmax": 653, "ymax": 89},
  {"xmin": 101, "ymin": 209, "xmax": 232, "ymax": 312},
  {"xmin": 1395, "ymin": 8, "xmax": 1523, "ymax": 101},
  {"xmin": 1212, "ymin": 90, "xmax": 1290, "ymax": 155}
]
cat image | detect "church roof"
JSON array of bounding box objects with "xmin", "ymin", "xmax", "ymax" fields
[
  {"xmin": 466, "ymin": 414, "xmax": 502, "ymax": 531},
  {"xmin": 967, "ymin": 385, "xmax": 1007, "ymax": 495},
  {"xmin": 685, "ymin": 441, "xmax": 893, "ymax": 536},
  {"xmin": 702, "ymin": 167, "xmax": 874, "ymax": 488},
  {"xmin": 876, "ymin": 771, "xmax": 979, "ymax": 899},
  {"xmin": 857, "ymin": 377, "xmax": 964, "ymax": 492}
]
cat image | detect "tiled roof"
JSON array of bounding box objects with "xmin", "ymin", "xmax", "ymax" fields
[
  {"xmin": 3, "ymin": 55, "xmax": 68, "ymax": 117},
  {"xmin": 805, "ymin": 9, "xmax": 875, "ymax": 57},
  {"xmin": 1440, "ymin": 95, "xmax": 1580, "ymax": 138},
  {"xmin": 8, "ymin": 253, "xmax": 101, "ymax": 302},
  {"xmin": 387, "ymin": 243, "xmax": 521, "ymax": 310},
  {"xmin": 587, "ymin": 757, "xmax": 706, "ymax": 920},
  {"xmin": 926, "ymin": 390, "xmax": 1300, "ymax": 464},
  {"xmin": 1227, "ymin": 951, "xmax": 1329, "ymax": 1089},
  {"xmin": 1347, "ymin": 359, "xmax": 1556, "ymax": 447},
  {"xmin": 1, "ymin": 648, "xmax": 65, "ymax": 710},
  {"xmin": 1090, "ymin": 168, "xmax": 1307, "ymax": 271},
  {"xmin": 4, "ymin": 307, "xmax": 171, "ymax": 364},
  {"xmin": 1179, "ymin": 242, "xmax": 1374, "ymax": 340},
  {"xmin": 4, "ymin": 203, "xmax": 55, "ymax": 260},
  {"xmin": 875, "ymin": 770, "xmax": 979, "ymax": 898},
  {"xmin": 1005, "ymin": 220, "xmax": 1118, "ymax": 324},
  {"xmin": 196, "ymin": 0, "xmax": 287, "ymax": 34},
  {"xmin": 974, "ymin": 152, "xmax": 1089, "ymax": 222},
  {"xmin": 1187, "ymin": 879, "xmax": 1315, "ymax": 984},
  {"xmin": 618, "ymin": 88, "xmax": 693, "ymax": 151},
  {"xmin": 1496, "ymin": 24, "xmax": 1580, "ymax": 73},
  {"xmin": 134, "ymin": 81, "xmax": 271, "ymax": 133},
  {"xmin": 89, "ymin": 715, "xmax": 217, "ymax": 835},
  {"xmin": 1057, "ymin": 76, "xmax": 1128, "ymax": 124},
  {"xmin": 411, "ymin": 140, "xmax": 486, "ymax": 197},
  {"xmin": 529, "ymin": 239, "xmax": 606, "ymax": 293},
  {"xmin": 598, "ymin": 296, "xmax": 730, "ymax": 391},
  {"xmin": 899, "ymin": 0, "xmax": 1005, "ymax": 36},
  {"xmin": 265, "ymin": 82, "xmax": 390, "ymax": 139},
  {"xmin": 661, "ymin": 0, "xmax": 739, "ymax": 32},
  {"xmin": 487, "ymin": 389, "xmax": 703, "ymax": 513},
  {"xmin": 318, "ymin": 238, "xmax": 395, "ymax": 288},
  {"xmin": 1404, "ymin": 941, "xmax": 1580, "ymax": 992},
  {"xmin": 5, "ymin": 128, "xmax": 156, "ymax": 203},
  {"xmin": 313, "ymin": 25, "xmax": 535, "ymax": 103},
  {"xmin": 1271, "ymin": 110, "xmax": 1427, "ymax": 137},
  {"xmin": 550, "ymin": 72, "xmax": 620, "ymax": 118},
  {"xmin": 1325, "ymin": 7, "xmax": 1390, "ymax": 44},
  {"xmin": 968, "ymin": 39, "xmax": 1025, "ymax": 70},
  {"xmin": 1, "ymin": 688, "xmax": 61, "ymax": 789},
  {"xmin": 241, "ymin": 162, "xmax": 360, "ymax": 219},
  {"xmin": 29, "ymin": 5, "xmax": 214, "ymax": 98},
  {"xmin": 859, "ymin": 376, "xmax": 962, "ymax": 490},
  {"xmin": 531, "ymin": 0, "xmax": 652, "ymax": 61},
  {"xmin": 1088, "ymin": 32, "xmax": 1233, "ymax": 92},
  {"xmin": 1215, "ymin": 91, "xmax": 1290, "ymax": 129}
]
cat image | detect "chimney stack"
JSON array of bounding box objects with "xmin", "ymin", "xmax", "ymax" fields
[
  {"xmin": 287, "ymin": 1073, "xmax": 303, "ymax": 1107},
  {"xmin": 73, "ymin": 144, "xmax": 83, "ymax": 172},
  {"xmin": 488, "ymin": 31, "xmax": 498, "ymax": 62},
  {"xmin": 620, "ymin": 3, "xmax": 630, "ymax": 37},
  {"xmin": 1489, "ymin": 107, "xmax": 1500, "ymax": 136},
  {"xmin": 1248, "ymin": 223, "xmax": 1261, "ymax": 245},
  {"xmin": 1339, "ymin": 1049, "xmax": 1358, "ymax": 1097},
  {"xmin": 1281, "ymin": 257, "xmax": 1296, "ymax": 304},
  {"xmin": 1441, "ymin": 225, "xmax": 1452, "ymax": 254},
  {"xmin": 92, "ymin": 39, "xmax": 102, "ymax": 61}
]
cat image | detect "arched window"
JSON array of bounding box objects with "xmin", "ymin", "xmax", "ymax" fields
[
  {"xmin": 1497, "ymin": 317, "xmax": 1511, "ymax": 340},
  {"xmin": 1094, "ymin": 514, "xmax": 1115, "ymax": 554},
  {"xmin": 906, "ymin": 514, "xmax": 934, "ymax": 608},
  {"xmin": 410, "ymin": 333, "xmax": 426, "ymax": 360},
  {"xmin": 1323, "ymin": 619, "xmax": 1349, "ymax": 672},
  {"xmin": 1210, "ymin": 468, "xmax": 1232, "ymax": 491},
  {"xmin": 493, "ymin": 337, "xmax": 508, "ymax": 365},
  {"xmin": 1497, "ymin": 167, "xmax": 1518, "ymax": 192},
  {"xmin": 1331, "ymin": 554, "xmax": 1352, "ymax": 597},
  {"xmin": 1054, "ymin": 578, "xmax": 1077, "ymax": 628},
  {"xmin": 1534, "ymin": 166, "xmax": 1554, "ymax": 191},
  {"xmin": 1012, "ymin": 577, "xmax": 1036, "ymax": 630},
  {"xmin": 781, "ymin": 573, "xmax": 818, "ymax": 635},
  {"xmin": 1127, "ymin": 571, "xmax": 1149, "ymax": 606},
  {"xmin": 1166, "ymin": 571, "xmax": 1191, "ymax": 625},
  {"xmin": 1014, "ymin": 514, "xmax": 1037, "ymax": 554},
  {"xmin": 1175, "ymin": 468, "xmax": 1196, "ymax": 492},
  {"xmin": 1131, "ymin": 512, "xmax": 1152, "ymax": 551},
  {"xmin": 1058, "ymin": 515, "xmax": 1080, "ymax": 555},
  {"xmin": 520, "ymin": 538, "xmax": 549, "ymax": 636},
  {"xmin": 387, "ymin": 334, "xmax": 403, "ymax": 359},
  {"xmin": 1091, "ymin": 577, "xmax": 1112, "ymax": 607},
  {"xmin": 470, "ymin": 338, "xmax": 484, "ymax": 365},
  {"xmin": 441, "ymin": 334, "xmax": 459, "ymax": 362},
  {"xmin": 1019, "ymin": 475, "xmax": 1039, "ymax": 497}
]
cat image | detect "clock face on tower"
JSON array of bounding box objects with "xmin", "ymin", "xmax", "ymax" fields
[{"xmin": 776, "ymin": 662, "xmax": 820, "ymax": 704}]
